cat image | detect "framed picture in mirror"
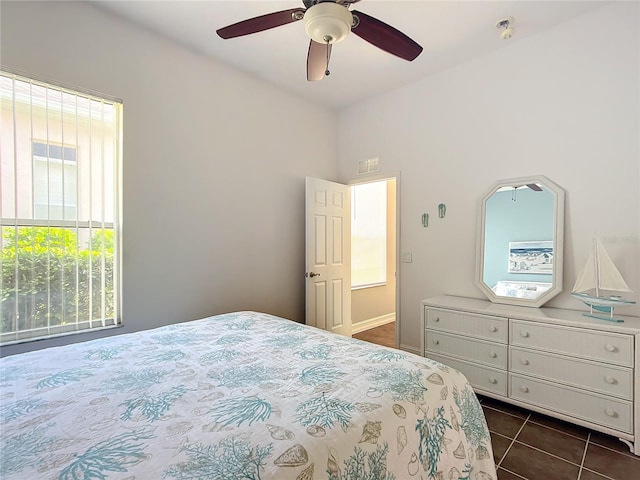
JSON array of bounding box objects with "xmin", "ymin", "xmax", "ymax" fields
[{"xmin": 508, "ymin": 240, "xmax": 553, "ymax": 274}]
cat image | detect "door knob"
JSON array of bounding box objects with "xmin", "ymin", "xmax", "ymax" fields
[{"xmin": 306, "ymin": 272, "xmax": 321, "ymax": 278}]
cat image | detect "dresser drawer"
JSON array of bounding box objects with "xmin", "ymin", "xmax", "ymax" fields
[
  {"xmin": 509, "ymin": 320, "xmax": 634, "ymax": 367},
  {"xmin": 510, "ymin": 347, "xmax": 633, "ymax": 400},
  {"xmin": 426, "ymin": 330, "xmax": 507, "ymax": 369},
  {"xmin": 428, "ymin": 352, "xmax": 507, "ymax": 396},
  {"xmin": 426, "ymin": 307, "xmax": 508, "ymax": 343},
  {"xmin": 509, "ymin": 374, "xmax": 633, "ymax": 434}
]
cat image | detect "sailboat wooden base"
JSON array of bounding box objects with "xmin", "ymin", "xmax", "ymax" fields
[{"xmin": 582, "ymin": 312, "xmax": 625, "ymax": 323}]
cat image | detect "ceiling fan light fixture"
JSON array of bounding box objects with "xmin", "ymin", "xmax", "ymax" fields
[{"xmin": 304, "ymin": 2, "xmax": 353, "ymax": 44}]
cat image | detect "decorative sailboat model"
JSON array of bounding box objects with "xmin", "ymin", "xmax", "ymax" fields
[{"xmin": 571, "ymin": 236, "xmax": 636, "ymax": 322}]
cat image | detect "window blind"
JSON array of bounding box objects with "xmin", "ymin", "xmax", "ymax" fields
[{"xmin": 0, "ymin": 71, "xmax": 122, "ymax": 344}]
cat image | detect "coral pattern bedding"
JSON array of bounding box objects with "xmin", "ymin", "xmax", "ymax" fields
[{"xmin": 1, "ymin": 311, "xmax": 496, "ymax": 480}]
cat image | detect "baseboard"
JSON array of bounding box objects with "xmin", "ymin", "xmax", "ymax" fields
[{"xmin": 351, "ymin": 313, "xmax": 395, "ymax": 335}]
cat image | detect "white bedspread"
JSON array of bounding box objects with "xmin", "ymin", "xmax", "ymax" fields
[{"xmin": 1, "ymin": 311, "xmax": 496, "ymax": 479}]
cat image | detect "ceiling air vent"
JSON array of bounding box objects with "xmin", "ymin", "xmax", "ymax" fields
[{"xmin": 357, "ymin": 157, "xmax": 380, "ymax": 175}]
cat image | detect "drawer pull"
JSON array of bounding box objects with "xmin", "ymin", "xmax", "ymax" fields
[
  {"xmin": 432, "ymin": 339, "xmax": 440, "ymax": 345},
  {"xmin": 604, "ymin": 409, "xmax": 618, "ymax": 418},
  {"xmin": 605, "ymin": 344, "xmax": 617, "ymax": 353},
  {"xmin": 490, "ymin": 326, "xmax": 498, "ymax": 332},
  {"xmin": 520, "ymin": 331, "xmax": 530, "ymax": 338},
  {"xmin": 434, "ymin": 317, "xmax": 440, "ymax": 322},
  {"xmin": 489, "ymin": 351, "xmax": 498, "ymax": 358},
  {"xmin": 489, "ymin": 377, "xmax": 498, "ymax": 384},
  {"xmin": 519, "ymin": 386, "xmax": 529, "ymax": 393},
  {"xmin": 519, "ymin": 359, "xmax": 530, "ymax": 366},
  {"xmin": 604, "ymin": 376, "xmax": 617, "ymax": 385}
]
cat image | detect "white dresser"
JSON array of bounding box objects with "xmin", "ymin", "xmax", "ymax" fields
[{"xmin": 422, "ymin": 294, "xmax": 640, "ymax": 456}]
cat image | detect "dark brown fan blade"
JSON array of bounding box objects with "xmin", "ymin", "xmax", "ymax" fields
[
  {"xmin": 307, "ymin": 40, "xmax": 331, "ymax": 81},
  {"xmin": 217, "ymin": 8, "xmax": 305, "ymax": 39},
  {"xmin": 351, "ymin": 10, "xmax": 423, "ymax": 61},
  {"xmin": 527, "ymin": 183, "xmax": 543, "ymax": 191}
]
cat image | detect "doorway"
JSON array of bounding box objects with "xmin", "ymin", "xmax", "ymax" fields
[{"xmin": 349, "ymin": 178, "xmax": 397, "ymax": 344}]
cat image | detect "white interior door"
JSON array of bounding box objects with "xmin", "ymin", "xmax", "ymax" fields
[{"xmin": 305, "ymin": 176, "xmax": 351, "ymax": 336}]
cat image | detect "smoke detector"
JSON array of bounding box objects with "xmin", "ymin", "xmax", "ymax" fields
[{"xmin": 496, "ymin": 17, "xmax": 515, "ymax": 40}]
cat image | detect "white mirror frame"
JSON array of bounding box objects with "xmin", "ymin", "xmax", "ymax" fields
[{"xmin": 475, "ymin": 175, "xmax": 565, "ymax": 308}]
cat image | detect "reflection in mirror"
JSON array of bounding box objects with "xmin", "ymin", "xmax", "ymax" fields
[{"xmin": 476, "ymin": 176, "xmax": 565, "ymax": 307}]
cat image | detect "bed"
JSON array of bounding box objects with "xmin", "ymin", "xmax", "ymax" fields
[
  {"xmin": 492, "ymin": 280, "xmax": 552, "ymax": 299},
  {"xmin": 1, "ymin": 311, "xmax": 496, "ymax": 480}
]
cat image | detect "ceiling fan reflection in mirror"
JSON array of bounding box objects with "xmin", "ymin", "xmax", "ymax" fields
[
  {"xmin": 495, "ymin": 183, "xmax": 543, "ymax": 202},
  {"xmin": 216, "ymin": 0, "xmax": 423, "ymax": 81}
]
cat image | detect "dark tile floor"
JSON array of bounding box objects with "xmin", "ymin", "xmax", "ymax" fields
[{"xmin": 354, "ymin": 322, "xmax": 640, "ymax": 480}]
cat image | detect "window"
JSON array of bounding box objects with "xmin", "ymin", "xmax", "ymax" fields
[
  {"xmin": 0, "ymin": 71, "xmax": 122, "ymax": 344},
  {"xmin": 33, "ymin": 141, "xmax": 78, "ymax": 220},
  {"xmin": 351, "ymin": 180, "xmax": 387, "ymax": 288}
]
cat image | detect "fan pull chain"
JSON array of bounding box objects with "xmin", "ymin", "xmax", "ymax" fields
[{"xmin": 325, "ymin": 41, "xmax": 331, "ymax": 77}]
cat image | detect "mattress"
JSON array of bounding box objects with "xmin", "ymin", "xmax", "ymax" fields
[{"xmin": 1, "ymin": 311, "xmax": 496, "ymax": 479}]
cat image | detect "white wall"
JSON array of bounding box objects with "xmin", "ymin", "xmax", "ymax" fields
[
  {"xmin": 2, "ymin": 2, "xmax": 638, "ymax": 357},
  {"xmin": 337, "ymin": 2, "xmax": 640, "ymax": 353},
  {"xmin": 1, "ymin": 1, "xmax": 338, "ymax": 355}
]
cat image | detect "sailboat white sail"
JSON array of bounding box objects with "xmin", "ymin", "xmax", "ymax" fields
[{"xmin": 571, "ymin": 236, "xmax": 635, "ymax": 321}]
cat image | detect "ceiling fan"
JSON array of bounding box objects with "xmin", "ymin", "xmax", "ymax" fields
[{"xmin": 216, "ymin": 0, "xmax": 423, "ymax": 81}]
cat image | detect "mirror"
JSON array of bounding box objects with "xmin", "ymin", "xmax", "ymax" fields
[{"xmin": 476, "ymin": 175, "xmax": 565, "ymax": 307}]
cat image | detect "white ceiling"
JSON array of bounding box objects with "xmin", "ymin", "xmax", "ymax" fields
[{"xmin": 92, "ymin": 0, "xmax": 609, "ymax": 110}]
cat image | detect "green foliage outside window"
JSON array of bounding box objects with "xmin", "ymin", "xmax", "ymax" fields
[{"xmin": 1, "ymin": 226, "xmax": 115, "ymax": 334}]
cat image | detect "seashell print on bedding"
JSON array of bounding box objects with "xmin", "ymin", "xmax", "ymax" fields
[
  {"xmin": 266, "ymin": 424, "xmax": 295, "ymax": 440},
  {"xmin": 392, "ymin": 403, "xmax": 407, "ymax": 418},
  {"xmin": 397, "ymin": 426, "xmax": 408, "ymax": 454},
  {"xmin": 407, "ymin": 452, "xmax": 419, "ymax": 476},
  {"xmin": 17, "ymin": 413, "xmax": 57, "ymax": 429},
  {"xmin": 326, "ymin": 448, "xmax": 339, "ymax": 475},
  {"xmin": 197, "ymin": 391, "xmax": 224, "ymax": 402},
  {"xmin": 358, "ymin": 420, "xmax": 382, "ymax": 444},
  {"xmin": 440, "ymin": 386, "xmax": 448, "ymax": 400},
  {"xmin": 165, "ymin": 421, "xmax": 193, "ymax": 437},
  {"xmin": 274, "ymin": 444, "xmax": 309, "ymax": 467},
  {"xmin": 354, "ymin": 402, "xmax": 382, "ymax": 412},
  {"xmin": 453, "ymin": 441, "xmax": 466, "ymax": 459},
  {"xmin": 295, "ymin": 463, "xmax": 314, "ymax": 480},
  {"xmin": 306, "ymin": 425, "xmax": 326, "ymax": 437}
]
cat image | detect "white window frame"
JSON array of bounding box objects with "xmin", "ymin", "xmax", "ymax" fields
[{"xmin": 351, "ymin": 180, "xmax": 388, "ymax": 290}]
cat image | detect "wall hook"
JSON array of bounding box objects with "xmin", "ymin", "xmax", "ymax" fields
[
  {"xmin": 422, "ymin": 213, "xmax": 429, "ymax": 227},
  {"xmin": 438, "ymin": 203, "xmax": 446, "ymax": 219}
]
